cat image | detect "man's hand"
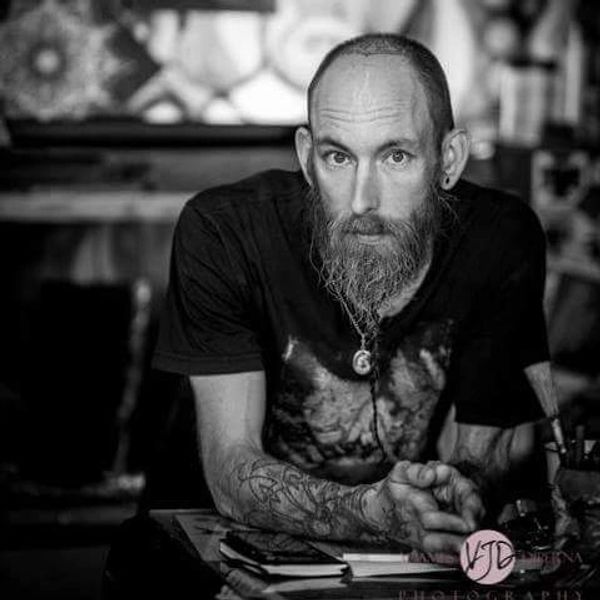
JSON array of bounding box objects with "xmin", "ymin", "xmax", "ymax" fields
[
  {"xmin": 424, "ymin": 461, "xmax": 485, "ymax": 531},
  {"xmin": 368, "ymin": 461, "xmax": 484, "ymax": 554}
]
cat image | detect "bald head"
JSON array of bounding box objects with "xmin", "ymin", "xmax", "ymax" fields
[
  {"xmin": 308, "ymin": 34, "xmax": 454, "ymax": 150},
  {"xmin": 310, "ymin": 53, "xmax": 430, "ymax": 138}
]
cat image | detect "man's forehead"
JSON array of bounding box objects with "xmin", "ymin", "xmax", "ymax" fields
[{"xmin": 310, "ymin": 54, "xmax": 430, "ymax": 142}]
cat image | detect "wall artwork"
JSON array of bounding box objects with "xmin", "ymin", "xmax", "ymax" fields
[{"xmin": 0, "ymin": 0, "xmax": 580, "ymax": 133}]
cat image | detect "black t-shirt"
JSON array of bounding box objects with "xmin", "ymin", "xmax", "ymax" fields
[{"xmin": 154, "ymin": 169, "xmax": 547, "ymax": 484}]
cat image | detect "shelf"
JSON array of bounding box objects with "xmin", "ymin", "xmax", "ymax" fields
[{"xmin": 0, "ymin": 190, "xmax": 189, "ymax": 223}]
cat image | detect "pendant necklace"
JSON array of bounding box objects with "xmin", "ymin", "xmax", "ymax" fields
[
  {"xmin": 333, "ymin": 290, "xmax": 389, "ymax": 461},
  {"xmin": 336, "ymin": 293, "xmax": 378, "ymax": 376}
]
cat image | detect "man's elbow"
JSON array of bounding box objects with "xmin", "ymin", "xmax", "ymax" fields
[
  {"xmin": 203, "ymin": 460, "xmax": 237, "ymax": 520},
  {"xmin": 212, "ymin": 490, "xmax": 238, "ymax": 521},
  {"xmin": 203, "ymin": 445, "xmax": 252, "ymax": 521}
]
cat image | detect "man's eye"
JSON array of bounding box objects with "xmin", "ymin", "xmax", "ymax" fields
[
  {"xmin": 325, "ymin": 151, "xmax": 350, "ymax": 166},
  {"xmin": 386, "ymin": 150, "xmax": 408, "ymax": 164}
]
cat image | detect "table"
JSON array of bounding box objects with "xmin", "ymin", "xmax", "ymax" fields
[{"xmin": 102, "ymin": 509, "xmax": 600, "ymax": 600}]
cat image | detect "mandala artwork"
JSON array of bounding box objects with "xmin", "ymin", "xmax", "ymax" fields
[{"xmin": 0, "ymin": 0, "xmax": 121, "ymax": 120}]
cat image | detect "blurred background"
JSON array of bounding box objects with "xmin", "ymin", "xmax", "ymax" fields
[{"xmin": 0, "ymin": 0, "xmax": 599, "ymax": 598}]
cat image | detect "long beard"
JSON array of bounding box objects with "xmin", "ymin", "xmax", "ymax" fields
[{"xmin": 307, "ymin": 179, "xmax": 446, "ymax": 332}]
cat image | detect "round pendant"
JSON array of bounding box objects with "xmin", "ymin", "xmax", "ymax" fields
[{"xmin": 352, "ymin": 349, "xmax": 373, "ymax": 376}]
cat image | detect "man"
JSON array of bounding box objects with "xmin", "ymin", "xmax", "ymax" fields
[{"xmin": 153, "ymin": 34, "xmax": 551, "ymax": 555}]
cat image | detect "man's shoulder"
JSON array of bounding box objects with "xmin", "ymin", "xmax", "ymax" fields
[
  {"xmin": 183, "ymin": 169, "xmax": 306, "ymax": 217},
  {"xmin": 455, "ymin": 178, "xmax": 544, "ymax": 242}
]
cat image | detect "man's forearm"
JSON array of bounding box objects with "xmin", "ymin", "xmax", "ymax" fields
[
  {"xmin": 447, "ymin": 427, "xmax": 505, "ymax": 519},
  {"xmin": 448, "ymin": 424, "xmax": 525, "ymax": 521},
  {"xmin": 210, "ymin": 445, "xmax": 404, "ymax": 543}
]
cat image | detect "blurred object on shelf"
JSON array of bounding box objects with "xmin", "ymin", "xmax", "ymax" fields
[
  {"xmin": 531, "ymin": 148, "xmax": 589, "ymax": 215},
  {"xmin": 486, "ymin": 0, "xmax": 599, "ymax": 149},
  {"xmin": 579, "ymin": 184, "xmax": 600, "ymax": 261},
  {"xmin": 575, "ymin": 0, "xmax": 600, "ymax": 145},
  {"xmin": 419, "ymin": 0, "xmax": 479, "ymax": 127},
  {"xmin": 526, "ymin": 0, "xmax": 574, "ymax": 62},
  {"xmin": 547, "ymin": 271, "xmax": 600, "ymax": 378},
  {"xmin": 531, "ymin": 147, "xmax": 600, "ymax": 288},
  {"xmin": 498, "ymin": 59, "xmax": 556, "ymax": 146},
  {"xmin": 483, "ymin": 14, "xmax": 521, "ymax": 60},
  {"xmin": 531, "ymin": 145, "xmax": 590, "ymax": 260},
  {"xmin": 560, "ymin": 185, "xmax": 600, "ymax": 266},
  {"xmin": 541, "ymin": 144, "xmax": 600, "ymax": 406},
  {"xmin": 548, "ymin": 21, "xmax": 585, "ymax": 130}
]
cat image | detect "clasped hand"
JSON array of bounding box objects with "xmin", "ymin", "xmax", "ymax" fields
[{"xmin": 372, "ymin": 460, "xmax": 485, "ymax": 555}]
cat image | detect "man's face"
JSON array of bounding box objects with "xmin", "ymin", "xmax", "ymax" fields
[
  {"xmin": 303, "ymin": 55, "xmax": 443, "ymax": 320},
  {"xmin": 309, "ymin": 54, "xmax": 440, "ymax": 246}
]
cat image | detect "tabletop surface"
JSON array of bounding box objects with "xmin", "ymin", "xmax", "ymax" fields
[{"xmin": 103, "ymin": 508, "xmax": 600, "ymax": 600}]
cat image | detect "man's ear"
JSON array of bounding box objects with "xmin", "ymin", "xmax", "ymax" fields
[
  {"xmin": 439, "ymin": 129, "xmax": 470, "ymax": 190},
  {"xmin": 295, "ymin": 126, "xmax": 314, "ymax": 186}
]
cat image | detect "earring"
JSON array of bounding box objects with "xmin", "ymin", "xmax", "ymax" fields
[{"xmin": 443, "ymin": 174, "xmax": 451, "ymax": 188}]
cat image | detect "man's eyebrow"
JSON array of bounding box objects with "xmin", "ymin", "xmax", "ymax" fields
[
  {"xmin": 376, "ymin": 138, "xmax": 421, "ymax": 152},
  {"xmin": 314, "ymin": 136, "xmax": 352, "ymax": 153}
]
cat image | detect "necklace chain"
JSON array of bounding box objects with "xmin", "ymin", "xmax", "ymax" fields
[
  {"xmin": 328, "ymin": 288, "xmax": 386, "ymax": 454},
  {"xmin": 335, "ymin": 291, "xmax": 379, "ymax": 351}
]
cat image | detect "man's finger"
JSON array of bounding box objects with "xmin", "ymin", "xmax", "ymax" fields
[
  {"xmin": 450, "ymin": 477, "xmax": 485, "ymax": 529},
  {"xmin": 409, "ymin": 489, "xmax": 440, "ymax": 514},
  {"xmin": 387, "ymin": 480, "xmax": 440, "ymax": 514},
  {"xmin": 389, "ymin": 461, "xmax": 436, "ymax": 489},
  {"xmin": 459, "ymin": 493, "xmax": 486, "ymax": 531},
  {"xmin": 425, "ymin": 461, "xmax": 454, "ymax": 487},
  {"xmin": 420, "ymin": 510, "xmax": 472, "ymax": 534}
]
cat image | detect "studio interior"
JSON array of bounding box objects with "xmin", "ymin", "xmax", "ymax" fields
[{"xmin": 0, "ymin": 0, "xmax": 599, "ymax": 598}]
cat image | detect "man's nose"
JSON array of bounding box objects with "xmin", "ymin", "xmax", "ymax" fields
[{"xmin": 351, "ymin": 163, "xmax": 380, "ymax": 215}]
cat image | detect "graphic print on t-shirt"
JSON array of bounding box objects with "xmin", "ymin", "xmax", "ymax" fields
[{"xmin": 265, "ymin": 320, "xmax": 453, "ymax": 484}]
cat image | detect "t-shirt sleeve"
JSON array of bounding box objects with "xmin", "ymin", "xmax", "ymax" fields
[
  {"xmin": 451, "ymin": 201, "xmax": 549, "ymax": 427},
  {"xmin": 152, "ymin": 200, "xmax": 264, "ymax": 375}
]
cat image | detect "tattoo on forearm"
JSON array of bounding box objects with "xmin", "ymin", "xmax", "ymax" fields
[{"xmin": 216, "ymin": 449, "xmax": 408, "ymax": 543}]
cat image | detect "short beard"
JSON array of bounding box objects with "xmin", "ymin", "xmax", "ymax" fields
[{"xmin": 306, "ymin": 174, "xmax": 447, "ymax": 333}]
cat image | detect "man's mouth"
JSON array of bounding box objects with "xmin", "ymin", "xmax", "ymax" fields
[
  {"xmin": 343, "ymin": 216, "xmax": 389, "ymax": 237},
  {"xmin": 354, "ymin": 233, "xmax": 388, "ymax": 244}
]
